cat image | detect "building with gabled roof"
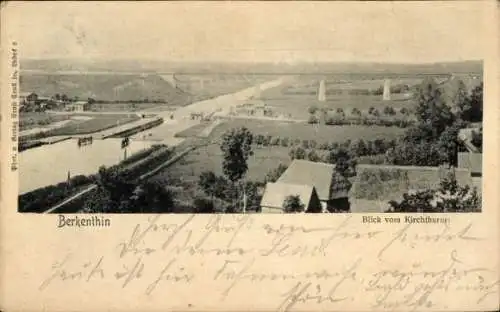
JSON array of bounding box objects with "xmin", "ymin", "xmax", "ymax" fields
[
  {"xmin": 260, "ymin": 182, "xmax": 322, "ymax": 213},
  {"xmin": 277, "ymin": 159, "xmax": 335, "ymax": 201},
  {"xmin": 457, "ymin": 152, "xmax": 482, "ymax": 177},
  {"xmin": 274, "ymin": 159, "xmax": 352, "ymax": 212}
]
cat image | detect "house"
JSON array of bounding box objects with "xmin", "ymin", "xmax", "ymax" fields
[
  {"xmin": 458, "ymin": 128, "xmax": 481, "ymax": 153},
  {"xmin": 65, "ymin": 101, "xmax": 91, "ymax": 112},
  {"xmin": 350, "ymin": 164, "xmax": 473, "ymax": 212},
  {"xmin": 275, "ymin": 159, "xmax": 352, "ymax": 212},
  {"xmin": 457, "ymin": 152, "xmax": 482, "ymax": 177},
  {"xmin": 190, "ymin": 112, "xmax": 204, "ymax": 120},
  {"xmin": 260, "ymin": 182, "xmax": 322, "ymax": 213},
  {"xmin": 20, "ymin": 92, "xmax": 38, "ymax": 104}
]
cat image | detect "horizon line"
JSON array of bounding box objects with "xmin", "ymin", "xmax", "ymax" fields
[{"xmin": 20, "ymin": 57, "xmax": 484, "ymax": 66}]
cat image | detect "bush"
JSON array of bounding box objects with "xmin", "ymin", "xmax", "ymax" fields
[
  {"xmin": 307, "ymin": 115, "xmax": 319, "ymax": 124},
  {"xmin": 280, "ymin": 137, "xmax": 290, "ymax": 147},
  {"xmin": 308, "ymin": 106, "xmax": 318, "ymax": 115}
]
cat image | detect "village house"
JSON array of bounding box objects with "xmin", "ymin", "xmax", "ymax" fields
[
  {"xmin": 259, "ymin": 159, "xmax": 352, "ymax": 213},
  {"xmin": 260, "ymin": 182, "xmax": 322, "ymax": 213},
  {"xmin": 457, "ymin": 152, "xmax": 482, "ymax": 177},
  {"xmin": 350, "ymin": 164, "xmax": 473, "ymax": 212},
  {"xmin": 20, "ymin": 92, "xmax": 38, "ymax": 105},
  {"xmin": 65, "ymin": 100, "xmax": 91, "ymax": 112}
]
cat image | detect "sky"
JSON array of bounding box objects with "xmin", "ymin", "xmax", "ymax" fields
[{"xmin": 5, "ymin": 1, "xmax": 491, "ymax": 64}]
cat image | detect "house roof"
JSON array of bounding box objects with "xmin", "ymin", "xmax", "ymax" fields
[
  {"xmin": 457, "ymin": 152, "xmax": 482, "ymax": 175},
  {"xmin": 351, "ymin": 164, "xmax": 473, "ymax": 202},
  {"xmin": 68, "ymin": 101, "xmax": 89, "ymax": 105},
  {"xmin": 260, "ymin": 182, "xmax": 314, "ymax": 211},
  {"xmin": 277, "ymin": 159, "xmax": 336, "ymax": 201}
]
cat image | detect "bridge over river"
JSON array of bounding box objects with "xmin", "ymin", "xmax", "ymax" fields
[{"xmin": 19, "ymin": 77, "xmax": 286, "ymax": 195}]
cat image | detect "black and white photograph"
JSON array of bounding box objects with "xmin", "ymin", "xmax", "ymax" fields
[{"xmin": 16, "ymin": 2, "xmax": 483, "ymax": 214}]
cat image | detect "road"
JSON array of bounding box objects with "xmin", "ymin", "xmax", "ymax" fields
[{"xmin": 130, "ymin": 77, "xmax": 286, "ymax": 142}]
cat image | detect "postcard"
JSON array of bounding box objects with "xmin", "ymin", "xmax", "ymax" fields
[{"xmin": 1, "ymin": 1, "xmax": 498, "ymax": 311}]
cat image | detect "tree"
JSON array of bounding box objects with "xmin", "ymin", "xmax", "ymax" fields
[
  {"xmin": 289, "ymin": 147, "xmax": 306, "ymax": 160},
  {"xmin": 307, "ymin": 115, "xmax": 319, "ymax": 124},
  {"xmin": 459, "ymin": 82, "xmax": 483, "ymax": 122},
  {"xmin": 414, "ymin": 78, "xmax": 454, "ymax": 138},
  {"xmin": 307, "ymin": 149, "xmax": 321, "ymax": 162},
  {"xmin": 280, "ymin": 137, "xmax": 290, "ymax": 147},
  {"xmin": 400, "ymin": 107, "xmax": 409, "ymax": 115},
  {"xmin": 220, "ymin": 127, "xmax": 253, "ymax": 183},
  {"xmin": 387, "ymin": 171, "xmax": 481, "ymax": 213},
  {"xmin": 349, "ymin": 139, "xmax": 367, "ymax": 157},
  {"xmin": 308, "ymin": 106, "xmax": 318, "ymax": 115},
  {"xmin": 126, "ymin": 181, "xmax": 175, "ymax": 213},
  {"xmin": 383, "ymin": 106, "xmax": 396, "ymax": 116},
  {"xmin": 351, "ymin": 107, "xmax": 362, "ymax": 116},
  {"xmin": 283, "ymin": 195, "xmax": 305, "ymax": 213},
  {"xmin": 193, "ymin": 197, "xmax": 215, "ymax": 213},
  {"xmin": 265, "ymin": 163, "xmax": 288, "ymax": 183},
  {"xmin": 327, "ymin": 147, "xmax": 351, "ymax": 177},
  {"xmin": 453, "ymin": 79, "xmax": 468, "ymax": 114},
  {"xmin": 198, "ymin": 171, "xmax": 218, "ymax": 199},
  {"xmin": 435, "ymin": 121, "xmax": 465, "ymax": 166},
  {"xmin": 471, "ymin": 127, "xmax": 482, "ymax": 152}
]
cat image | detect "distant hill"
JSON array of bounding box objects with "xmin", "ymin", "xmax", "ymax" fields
[
  {"xmin": 20, "ymin": 73, "xmax": 191, "ymax": 104},
  {"xmin": 21, "ymin": 58, "xmax": 483, "ymax": 75}
]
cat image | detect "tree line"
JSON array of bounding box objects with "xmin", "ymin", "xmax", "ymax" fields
[{"xmin": 307, "ymin": 105, "xmax": 415, "ymax": 128}]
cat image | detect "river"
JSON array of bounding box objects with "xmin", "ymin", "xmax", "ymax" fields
[{"xmin": 19, "ymin": 77, "xmax": 285, "ymax": 195}]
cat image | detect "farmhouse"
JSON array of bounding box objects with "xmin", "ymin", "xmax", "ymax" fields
[
  {"xmin": 260, "ymin": 182, "xmax": 322, "ymax": 213},
  {"xmin": 457, "ymin": 152, "xmax": 482, "ymax": 177},
  {"xmin": 265, "ymin": 159, "xmax": 352, "ymax": 212},
  {"xmin": 350, "ymin": 164, "xmax": 473, "ymax": 212},
  {"xmin": 65, "ymin": 100, "xmax": 91, "ymax": 112},
  {"xmin": 20, "ymin": 92, "xmax": 38, "ymax": 104}
]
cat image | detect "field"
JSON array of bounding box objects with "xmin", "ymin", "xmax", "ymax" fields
[
  {"xmin": 150, "ymin": 143, "xmax": 291, "ymax": 202},
  {"xmin": 43, "ymin": 114, "xmax": 140, "ymax": 136},
  {"xmin": 20, "ymin": 112, "xmax": 71, "ymax": 131},
  {"xmin": 207, "ymin": 119, "xmax": 406, "ymax": 143},
  {"xmin": 88, "ymin": 102, "xmax": 180, "ymax": 112},
  {"xmin": 258, "ymin": 76, "xmax": 418, "ymax": 119}
]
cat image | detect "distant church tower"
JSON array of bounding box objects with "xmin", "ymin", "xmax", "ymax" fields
[
  {"xmin": 318, "ymin": 79, "xmax": 326, "ymax": 102},
  {"xmin": 383, "ymin": 79, "xmax": 391, "ymax": 101}
]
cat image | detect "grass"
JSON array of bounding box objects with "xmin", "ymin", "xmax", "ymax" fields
[
  {"xmin": 174, "ymin": 121, "xmax": 213, "ymax": 138},
  {"xmin": 150, "ymin": 144, "xmax": 291, "ymax": 202},
  {"xmin": 259, "ymin": 81, "xmax": 416, "ymax": 120},
  {"xmin": 208, "ymin": 119, "xmax": 405, "ymax": 143},
  {"xmin": 89, "ymin": 102, "xmax": 178, "ymax": 112},
  {"xmin": 46, "ymin": 114, "xmax": 140, "ymax": 136},
  {"xmin": 20, "ymin": 112, "xmax": 71, "ymax": 131}
]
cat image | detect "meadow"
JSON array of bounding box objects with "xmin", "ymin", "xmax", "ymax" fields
[
  {"xmin": 19, "ymin": 114, "xmax": 141, "ymax": 139},
  {"xmin": 258, "ymin": 77, "xmax": 417, "ymax": 119},
  {"xmin": 20, "ymin": 112, "xmax": 71, "ymax": 131},
  {"xmin": 150, "ymin": 143, "xmax": 291, "ymax": 203},
  {"xmin": 207, "ymin": 119, "xmax": 405, "ymax": 143}
]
